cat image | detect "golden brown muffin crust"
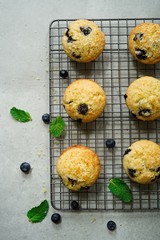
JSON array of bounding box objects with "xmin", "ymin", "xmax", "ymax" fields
[
  {"xmin": 56, "ymin": 145, "xmax": 101, "ymax": 191},
  {"xmin": 123, "ymin": 140, "xmax": 160, "ymax": 184},
  {"xmin": 128, "ymin": 22, "xmax": 160, "ymax": 64},
  {"xmin": 125, "ymin": 76, "xmax": 160, "ymax": 121},
  {"xmin": 62, "ymin": 19, "xmax": 105, "ymax": 62},
  {"xmin": 63, "ymin": 79, "xmax": 106, "ymax": 123}
]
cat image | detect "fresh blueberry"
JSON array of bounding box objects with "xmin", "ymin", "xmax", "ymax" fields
[
  {"xmin": 77, "ymin": 103, "xmax": 88, "ymax": 115},
  {"xmin": 107, "ymin": 220, "xmax": 116, "ymax": 231},
  {"xmin": 71, "ymin": 200, "xmax": 80, "ymax": 210},
  {"xmin": 59, "ymin": 70, "xmax": 68, "ymax": 78},
  {"xmin": 20, "ymin": 162, "xmax": 31, "ymax": 174},
  {"xmin": 105, "ymin": 139, "xmax": 116, "ymax": 148},
  {"xmin": 42, "ymin": 113, "xmax": 50, "ymax": 124},
  {"xmin": 51, "ymin": 213, "xmax": 61, "ymax": 224}
]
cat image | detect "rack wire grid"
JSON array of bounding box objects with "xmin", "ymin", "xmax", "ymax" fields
[{"xmin": 49, "ymin": 18, "xmax": 160, "ymax": 211}]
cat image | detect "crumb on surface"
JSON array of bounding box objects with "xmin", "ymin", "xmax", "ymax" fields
[
  {"xmin": 42, "ymin": 187, "xmax": 47, "ymax": 193},
  {"xmin": 90, "ymin": 218, "xmax": 96, "ymax": 223}
]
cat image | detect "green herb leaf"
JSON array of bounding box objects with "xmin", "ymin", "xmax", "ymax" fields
[
  {"xmin": 49, "ymin": 116, "xmax": 65, "ymax": 138},
  {"xmin": 27, "ymin": 200, "xmax": 49, "ymax": 223},
  {"xmin": 10, "ymin": 107, "xmax": 32, "ymax": 122},
  {"xmin": 108, "ymin": 178, "xmax": 132, "ymax": 203}
]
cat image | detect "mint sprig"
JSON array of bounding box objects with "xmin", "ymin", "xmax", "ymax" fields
[
  {"xmin": 49, "ymin": 116, "xmax": 65, "ymax": 138},
  {"xmin": 108, "ymin": 178, "xmax": 132, "ymax": 203},
  {"xmin": 10, "ymin": 107, "xmax": 32, "ymax": 122},
  {"xmin": 27, "ymin": 200, "xmax": 49, "ymax": 223}
]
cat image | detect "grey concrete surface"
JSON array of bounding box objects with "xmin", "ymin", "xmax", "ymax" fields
[{"xmin": 0, "ymin": 0, "xmax": 160, "ymax": 240}]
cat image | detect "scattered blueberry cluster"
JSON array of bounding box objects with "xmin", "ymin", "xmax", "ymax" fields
[
  {"xmin": 39, "ymin": 71, "xmax": 117, "ymax": 226},
  {"xmin": 50, "ymin": 200, "xmax": 80, "ymax": 224}
]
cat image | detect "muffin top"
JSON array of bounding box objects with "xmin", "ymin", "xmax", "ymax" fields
[
  {"xmin": 63, "ymin": 79, "xmax": 106, "ymax": 123},
  {"xmin": 62, "ymin": 19, "xmax": 105, "ymax": 62},
  {"xmin": 128, "ymin": 22, "xmax": 160, "ymax": 64},
  {"xmin": 123, "ymin": 140, "xmax": 160, "ymax": 184},
  {"xmin": 56, "ymin": 145, "xmax": 101, "ymax": 191},
  {"xmin": 124, "ymin": 76, "xmax": 160, "ymax": 121}
]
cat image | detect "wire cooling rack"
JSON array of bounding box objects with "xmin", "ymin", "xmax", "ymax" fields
[{"xmin": 49, "ymin": 18, "xmax": 160, "ymax": 211}]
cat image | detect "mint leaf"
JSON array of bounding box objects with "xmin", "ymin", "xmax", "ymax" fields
[
  {"xmin": 49, "ymin": 116, "xmax": 65, "ymax": 138},
  {"xmin": 10, "ymin": 107, "xmax": 32, "ymax": 122},
  {"xmin": 108, "ymin": 178, "xmax": 132, "ymax": 203},
  {"xmin": 27, "ymin": 200, "xmax": 49, "ymax": 223}
]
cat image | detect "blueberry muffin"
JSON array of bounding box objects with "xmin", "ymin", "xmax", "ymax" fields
[
  {"xmin": 63, "ymin": 79, "xmax": 106, "ymax": 123},
  {"xmin": 123, "ymin": 140, "xmax": 160, "ymax": 184},
  {"xmin": 124, "ymin": 76, "xmax": 160, "ymax": 121},
  {"xmin": 56, "ymin": 145, "xmax": 101, "ymax": 191},
  {"xmin": 128, "ymin": 22, "xmax": 160, "ymax": 64},
  {"xmin": 62, "ymin": 19, "xmax": 105, "ymax": 62}
]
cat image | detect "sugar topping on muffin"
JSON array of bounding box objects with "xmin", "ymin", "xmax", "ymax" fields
[
  {"xmin": 62, "ymin": 19, "xmax": 105, "ymax": 62},
  {"xmin": 56, "ymin": 145, "xmax": 101, "ymax": 191},
  {"xmin": 124, "ymin": 76, "xmax": 160, "ymax": 121},
  {"xmin": 128, "ymin": 22, "xmax": 160, "ymax": 64},
  {"xmin": 63, "ymin": 79, "xmax": 106, "ymax": 123},
  {"xmin": 123, "ymin": 140, "xmax": 160, "ymax": 184}
]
